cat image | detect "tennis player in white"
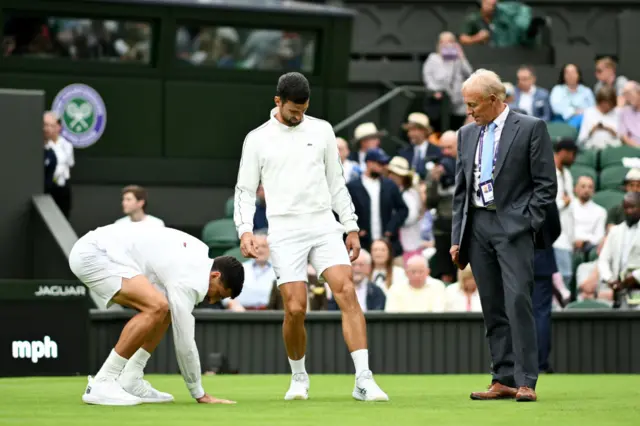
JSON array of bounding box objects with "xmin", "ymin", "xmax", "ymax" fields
[
  {"xmin": 69, "ymin": 224, "xmax": 244, "ymax": 406},
  {"xmin": 234, "ymin": 72, "xmax": 388, "ymax": 402}
]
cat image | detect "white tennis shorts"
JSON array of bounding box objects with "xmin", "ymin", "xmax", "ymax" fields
[
  {"xmin": 268, "ymin": 228, "xmax": 351, "ymax": 286},
  {"xmin": 68, "ymin": 232, "xmax": 141, "ymax": 309}
]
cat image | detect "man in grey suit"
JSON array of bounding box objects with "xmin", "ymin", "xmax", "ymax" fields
[{"xmin": 450, "ymin": 69, "xmax": 557, "ymax": 402}]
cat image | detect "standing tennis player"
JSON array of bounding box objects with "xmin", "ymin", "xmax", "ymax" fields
[{"xmin": 234, "ymin": 72, "xmax": 388, "ymax": 402}]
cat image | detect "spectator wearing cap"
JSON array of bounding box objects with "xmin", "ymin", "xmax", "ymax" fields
[
  {"xmin": 336, "ymin": 136, "xmax": 361, "ymax": 183},
  {"xmin": 619, "ymin": 81, "xmax": 640, "ymax": 147},
  {"xmin": 44, "ymin": 111, "xmax": 75, "ymax": 218},
  {"xmin": 347, "ymin": 148, "xmax": 409, "ymax": 257},
  {"xmin": 387, "ymin": 156, "xmax": 424, "ymax": 265},
  {"xmin": 349, "ymin": 122, "xmax": 386, "ymax": 171},
  {"xmin": 552, "ymin": 138, "xmax": 578, "ymax": 287},
  {"xmin": 398, "ymin": 113, "xmax": 441, "ymax": 179},
  {"xmin": 512, "ymin": 65, "xmax": 552, "ymax": 121},
  {"xmin": 607, "ymin": 168, "xmax": 640, "ymax": 229}
]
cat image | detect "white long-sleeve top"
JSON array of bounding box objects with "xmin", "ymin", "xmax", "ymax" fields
[
  {"xmin": 573, "ymin": 199, "xmax": 607, "ymax": 246},
  {"xmin": 46, "ymin": 136, "xmax": 74, "ymax": 186},
  {"xmin": 234, "ymin": 108, "xmax": 358, "ymax": 236},
  {"xmin": 86, "ymin": 224, "xmax": 212, "ymax": 399}
]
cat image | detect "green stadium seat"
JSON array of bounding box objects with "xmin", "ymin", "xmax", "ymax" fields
[
  {"xmin": 547, "ymin": 122, "xmax": 578, "ymax": 142},
  {"xmin": 564, "ymin": 299, "xmax": 610, "ymax": 310},
  {"xmin": 201, "ymin": 218, "xmax": 239, "ymax": 257},
  {"xmin": 599, "ymin": 166, "xmax": 629, "ymax": 191},
  {"xmin": 569, "ymin": 164, "xmax": 597, "ymax": 184},
  {"xmin": 599, "ymin": 145, "xmax": 640, "ymax": 170},
  {"xmin": 574, "ymin": 149, "xmax": 598, "ymax": 169},
  {"xmin": 592, "ymin": 189, "xmax": 624, "ymax": 211},
  {"xmin": 223, "ymin": 246, "xmax": 250, "ymax": 263},
  {"xmin": 225, "ymin": 196, "xmax": 235, "ymax": 219}
]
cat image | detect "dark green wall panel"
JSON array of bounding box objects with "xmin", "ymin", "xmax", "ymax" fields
[{"xmin": 1, "ymin": 73, "xmax": 163, "ymax": 157}]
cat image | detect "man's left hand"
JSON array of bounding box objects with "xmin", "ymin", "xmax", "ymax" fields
[{"xmin": 345, "ymin": 232, "xmax": 361, "ymax": 262}]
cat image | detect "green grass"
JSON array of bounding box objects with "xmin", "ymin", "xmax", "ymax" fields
[{"xmin": 1, "ymin": 375, "xmax": 640, "ymax": 425}]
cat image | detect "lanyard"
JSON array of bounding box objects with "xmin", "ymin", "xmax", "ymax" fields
[{"xmin": 477, "ymin": 124, "xmax": 499, "ymax": 171}]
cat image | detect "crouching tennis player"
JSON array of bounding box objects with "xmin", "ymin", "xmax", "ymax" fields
[{"xmin": 69, "ymin": 223, "xmax": 244, "ymax": 406}]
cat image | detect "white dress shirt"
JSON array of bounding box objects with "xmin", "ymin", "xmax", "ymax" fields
[
  {"xmin": 384, "ymin": 276, "xmax": 446, "ymax": 313},
  {"xmin": 235, "ymin": 260, "xmax": 276, "ymax": 308},
  {"xmin": 554, "ymin": 167, "xmax": 575, "ymax": 250},
  {"xmin": 598, "ymin": 221, "xmax": 640, "ymax": 283},
  {"xmin": 234, "ymin": 108, "xmax": 358, "ymax": 237},
  {"xmin": 444, "ymin": 282, "xmax": 482, "ymax": 312},
  {"xmin": 371, "ymin": 266, "xmax": 409, "ymax": 295},
  {"xmin": 517, "ymin": 86, "xmax": 536, "ymax": 116},
  {"xmin": 399, "ymin": 188, "xmax": 423, "ymax": 252},
  {"xmin": 472, "ymin": 105, "xmax": 510, "ymax": 207},
  {"xmin": 361, "ymin": 175, "xmax": 382, "ymax": 241},
  {"xmin": 114, "ymin": 214, "xmax": 165, "ymax": 227},
  {"xmin": 573, "ymin": 199, "xmax": 606, "ymax": 246},
  {"xmin": 85, "ymin": 224, "xmax": 213, "ymax": 399},
  {"xmin": 46, "ymin": 136, "xmax": 75, "ymax": 186}
]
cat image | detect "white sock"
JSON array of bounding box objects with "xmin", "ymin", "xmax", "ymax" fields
[
  {"xmin": 351, "ymin": 349, "xmax": 369, "ymax": 377},
  {"xmin": 122, "ymin": 348, "xmax": 151, "ymax": 377},
  {"xmin": 289, "ymin": 356, "xmax": 307, "ymax": 375},
  {"xmin": 94, "ymin": 349, "xmax": 128, "ymax": 382}
]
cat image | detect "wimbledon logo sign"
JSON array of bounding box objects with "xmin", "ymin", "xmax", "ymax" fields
[{"xmin": 52, "ymin": 83, "xmax": 107, "ymax": 149}]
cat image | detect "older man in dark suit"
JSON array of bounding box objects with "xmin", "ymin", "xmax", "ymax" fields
[
  {"xmin": 347, "ymin": 148, "xmax": 409, "ymax": 258},
  {"xmin": 450, "ymin": 69, "xmax": 557, "ymax": 402}
]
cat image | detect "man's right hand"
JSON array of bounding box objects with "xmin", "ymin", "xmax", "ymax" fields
[
  {"xmin": 240, "ymin": 232, "xmax": 258, "ymax": 258},
  {"xmin": 197, "ymin": 394, "xmax": 236, "ymax": 404},
  {"xmin": 563, "ymin": 195, "xmax": 571, "ymax": 207},
  {"xmin": 450, "ymin": 245, "xmax": 461, "ymax": 268}
]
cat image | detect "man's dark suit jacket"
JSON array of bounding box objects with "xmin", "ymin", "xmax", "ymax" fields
[
  {"xmin": 398, "ymin": 143, "xmax": 442, "ymax": 179},
  {"xmin": 347, "ymin": 177, "xmax": 409, "ymax": 257},
  {"xmin": 534, "ymin": 202, "xmax": 561, "ymax": 278},
  {"xmin": 451, "ymin": 110, "xmax": 558, "ymax": 268},
  {"xmin": 327, "ymin": 280, "xmax": 386, "ymax": 311}
]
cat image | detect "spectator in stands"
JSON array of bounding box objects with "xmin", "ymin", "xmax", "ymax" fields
[
  {"xmin": 425, "ymin": 130, "xmax": 457, "ymax": 283},
  {"xmin": 550, "ymin": 64, "xmax": 596, "ymax": 129},
  {"xmin": 594, "ymin": 57, "xmax": 629, "ymax": 107},
  {"xmin": 619, "ymin": 81, "xmax": 640, "ymax": 147},
  {"xmin": 43, "ymin": 111, "xmax": 74, "ymax": 218},
  {"xmin": 234, "ymin": 231, "xmax": 275, "ymax": 310},
  {"xmin": 114, "ymin": 185, "xmax": 165, "ymax": 226},
  {"xmin": 459, "ymin": 0, "xmax": 543, "ymax": 48},
  {"xmin": 254, "ymin": 184, "xmax": 268, "ymax": 231},
  {"xmin": 553, "ymin": 139, "xmax": 577, "ymax": 286},
  {"xmin": 328, "ymin": 249, "xmax": 386, "ymax": 312},
  {"xmin": 387, "ymin": 157, "xmax": 423, "ymax": 265},
  {"xmin": 349, "ymin": 122, "xmax": 385, "ymax": 171},
  {"xmin": 347, "ymin": 148, "xmax": 409, "ymax": 258},
  {"xmin": 369, "ymin": 239, "xmax": 409, "ymax": 295},
  {"xmin": 598, "ymin": 192, "xmax": 640, "ymax": 308},
  {"xmin": 511, "ymin": 65, "xmax": 551, "ymax": 121},
  {"xmin": 398, "ymin": 113, "xmax": 441, "ymax": 179},
  {"xmin": 385, "ymin": 255, "xmax": 445, "ymax": 313},
  {"xmin": 573, "ymin": 176, "xmax": 607, "ymax": 258},
  {"xmin": 43, "ymin": 138, "xmax": 57, "ymax": 195},
  {"xmin": 422, "ymin": 31, "xmax": 473, "ymax": 131},
  {"xmin": 336, "ymin": 137, "xmax": 360, "ymax": 183},
  {"xmin": 607, "ymin": 168, "xmax": 640, "ymax": 228},
  {"xmin": 267, "ymin": 264, "xmax": 328, "ymax": 311},
  {"xmin": 444, "ymin": 265, "xmax": 481, "ymax": 312},
  {"xmin": 577, "ymin": 86, "xmax": 621, "ymax": 150}
]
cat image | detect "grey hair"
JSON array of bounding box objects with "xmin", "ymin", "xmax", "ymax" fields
[
  {"xmin": 357, "ymin": 249, "xmax": 372, "ymax": 265},
  {"xmin": 461, "ymin": 68, "xmax": 507, "ymax": 101}
]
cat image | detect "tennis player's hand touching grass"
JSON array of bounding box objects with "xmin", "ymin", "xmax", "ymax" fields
[{"xmin": 197, "ymin": 394, "xmax": 236, "ymax": 404}]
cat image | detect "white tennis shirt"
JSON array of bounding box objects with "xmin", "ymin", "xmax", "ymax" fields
[
  {"xmin": 234, "ymin": 108, "xmax": 359, "ymax": 236},
  {"xmin": 88, "ymin": 224, "xmax": 212, "ymax": 399}
]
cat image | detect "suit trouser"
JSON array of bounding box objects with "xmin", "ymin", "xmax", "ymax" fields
[
  {"xmin": 532, "ymin": 275, "xmax": 553, "ymax": 371},
  {"xmin": 468, "ymin": 208, "xmax": 539, "ymax": 389}
]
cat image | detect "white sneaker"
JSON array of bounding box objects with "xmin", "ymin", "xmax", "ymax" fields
[
  {"xmin": 118, "ymin": 374, "xmax": 174, "ymax": 403},
  {"xmin": 284, "ymin": 373, "xmax": 309, "ymax": 400},
  {"xmin": 352, "ymin": 370, "xmax": 389, "ymax": 402},
  {"xmin": 82, "ymin": 375, "xmax": 142, "ymax": 406}
]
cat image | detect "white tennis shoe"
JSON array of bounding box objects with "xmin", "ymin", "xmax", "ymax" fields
[
  {"xmin": 284, "ymin": 373, "xmax": 309, "ymax": 400},
  {"xmin": 118, "ymin": 374, "xmax": 174, "ymax": 403},
  {"xmin": 352, "ymin": 370, "xmax": 389, "ymax": 402},
  {"xmin": 82, "ymin": 375, "xmax": 142, "ymax": 406}
]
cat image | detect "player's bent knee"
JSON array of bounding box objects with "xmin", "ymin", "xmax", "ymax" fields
[
  {"xmin": 284, "ymin": 301, "xmax": 306, "ymax": 320},
  {"xmin": 150, "ymin": 296, "xmax": 169, "ymax": 317}
]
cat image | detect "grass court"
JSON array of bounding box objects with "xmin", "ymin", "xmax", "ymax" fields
[{"xmin": 1, "ymin": 375, "xmax": 639, "ymax": 426}]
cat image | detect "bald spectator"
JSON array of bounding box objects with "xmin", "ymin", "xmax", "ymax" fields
[
  {"xmin": 594, "ymin": 57, "xmax": 628, "ymax": 107},
  {"xmin": 44, "ymin": 111, "xmax": 74, "ymax": 218},
  {"xmin": 619, "ymin": 81, "xmax": 640, "ymax": 147},
  {"xmin": 384, "ymin": 255, "xmax": 445, "ymax": 313},
  {"xmin": 114, "ymin": 185, "xmax": 165, "ymax": 226},
  {"xmin": 573, "ymin": 175, "xmax": 607, "ymax": 257},
  {"xmin": 607, "ymin": 169, "xmax": 640, "ymax": 229},
  {"xmin": 328, "ymin": 249, "xmax": 386, "ymax": 312},
  {"xmin": 336, "ymin": 136, "xmax": 360, "ymax": 183}
]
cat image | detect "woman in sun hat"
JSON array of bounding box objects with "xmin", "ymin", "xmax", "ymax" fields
[{"xmin": 386, "ymin": 156, "xmax": 425, "ymax": 266}]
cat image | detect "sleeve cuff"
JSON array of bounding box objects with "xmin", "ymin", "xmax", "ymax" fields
[
  {"xmin": 188, "ymin": 381, "xmax": 205, "ymax": 399},
  {"xmin": 343, "ymin": 220, "xmax": 359, "ymax": 234},
  {"xmin": 237, "ymin": 225, "xmax": 253, "ymax": 239}
]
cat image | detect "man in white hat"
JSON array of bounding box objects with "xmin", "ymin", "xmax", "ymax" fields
[
  {"xmin": 349, "ymin": 122, "xmax": 386, "ymax": 171},
  {"xmin": 398, "ymin": 112, "xmax": 441, "ymax": 179}
]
